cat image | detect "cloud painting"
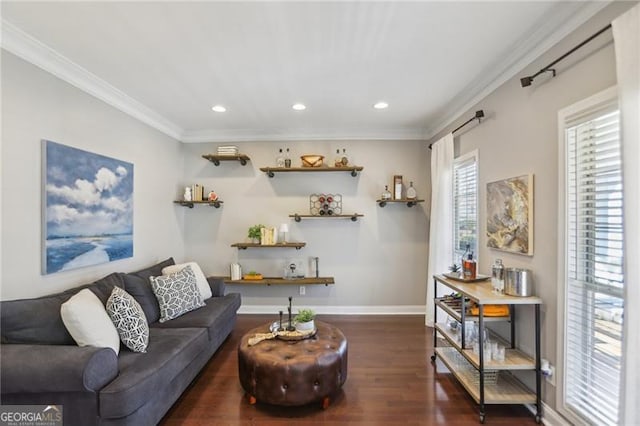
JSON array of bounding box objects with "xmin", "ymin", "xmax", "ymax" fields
[{"xmin": 43, "ymin": 140, "xmax": 133, "ymax": 274}]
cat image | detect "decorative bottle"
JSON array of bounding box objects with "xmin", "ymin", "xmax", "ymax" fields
[
  {"xmin": 334, "ymin": 149, "xmax": 342, "ymax": 167},
  {"xmin": 276, "ymin": 149, "xmax": 285, "ymax": 167},
  {"xmin": 341, "ymin": 148, "xmax": 349, "ymax": 166},
  {"xmin": 284, "ymin": 148, "xmax": 291, "ymax": 168},
  {"xmin": 462, "ymin": 252, "xmax": 476, "ymax": 280},
  {"xmin": 406, "ymin": 181, "xmax": 417, "ymax": 199},
  {"xmin": 381, "ymin": 185, "xmax": 392, "ymax": 201},
  {"xmin": 491, "ymin": 259, "xmax": 505, "ymax": 293}
]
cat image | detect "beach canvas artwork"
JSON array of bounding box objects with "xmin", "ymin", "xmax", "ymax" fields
[
  {"xmin": 486, "ymin": 174, "xmax": 534, "ymax": 256},
  {"xmin": 43, "ymin": 140, "xmax": 133, "ymax": 274}
]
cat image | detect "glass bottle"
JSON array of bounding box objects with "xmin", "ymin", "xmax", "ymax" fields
[
  {"xmin": 406, "ymin": 181, "xmax": 417, "ymax": 199},
  {"xmin": 276, "ymin": 148, "xmax": 285, "ymax": 167},
  {"xmin": 334, "ymin": 149, "xmax": 342, "ymax": 167},
  {"xmin": 381, "ymin": 185, "xmax": 392, "ymax": 200},
  {"xmin": 341, "ymin": 148, "xmax": 349, "ymax": 166},
  {"xmin": 462, "ymin": 252, "xmax": 476, "ymax": 280},
  {"xmin": 491, "ymin": 259, "xmax": 505, "ymax": 293},
  {"xmin": 284, "ymin": 148, "xmax": 291, "ymax": 168}
]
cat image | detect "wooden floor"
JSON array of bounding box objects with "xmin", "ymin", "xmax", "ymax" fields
[{"xmin": 160, "ymin": 315, "xmax": 537, "ymax": 425}]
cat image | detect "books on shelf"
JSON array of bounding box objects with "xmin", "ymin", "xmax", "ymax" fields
[
  {"xmin": 260, "ymin": 227, "xmax": 278, "ymax": 245},
  {"xmin": 190, "ymin": 184, "xmax": 204, "ymax": 202},
  {"xmin": 217, "ymin": 145, "xmax": 239, "ymax": 156}
]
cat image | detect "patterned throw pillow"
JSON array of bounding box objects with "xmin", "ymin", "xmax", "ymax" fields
[
  {"xmin": 106, "ymin": 286, "xmax": 149, "ymax": 353},
  {"xmin": 150, "ymin": 265, "xmax": 205, "ymax": 323}
]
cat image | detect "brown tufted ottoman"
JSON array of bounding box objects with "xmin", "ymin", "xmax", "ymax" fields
[{"xmin": 238, "ymin": 320, "xmax": 348, "ymax": 408}]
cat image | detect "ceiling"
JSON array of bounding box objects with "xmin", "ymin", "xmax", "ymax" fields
[{"xmin": 1, "ymin": 1, "xmax": 606, "ymax": 143}]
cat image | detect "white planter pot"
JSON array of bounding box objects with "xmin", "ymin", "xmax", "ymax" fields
[{"xmin": 295, "ymin": 320, "xmax": 315, "ymax": 332}]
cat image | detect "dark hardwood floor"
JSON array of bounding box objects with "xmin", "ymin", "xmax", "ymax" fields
[{"xmin": 160, "ymin": 315, "xmax": 537, "ymax": 425}]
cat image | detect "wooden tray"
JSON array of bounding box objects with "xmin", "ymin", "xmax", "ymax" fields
[
  {"xmin": 269, "ymin": 321, "xmax": 317, "ymax": 341},
  {"xmin": 443, "ymin": 272, "xmax": 490, "ymax": 283}
]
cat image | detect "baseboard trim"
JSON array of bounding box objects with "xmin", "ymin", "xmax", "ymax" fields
[
  {"xmin": 526, "ymin": 402, "xmax": 570, "ymax": 426},
  {"xmin": 238, "ymin": 305, "xmax": 426, "ymax": 315}
]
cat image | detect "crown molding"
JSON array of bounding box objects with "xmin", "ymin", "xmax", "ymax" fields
[
  {"xmin": 1, "ymin": 19, "xmax": 184, "ymax": 141},
  {"xmin": 423, "ymin": 1, "xmax": 610, "ymax": 140},
  {"xmin": 180, "ymin": 127, "xmax": 427, "ymax": 143}
]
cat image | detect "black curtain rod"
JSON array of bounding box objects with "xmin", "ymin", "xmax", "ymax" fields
[
  {"xmin": 428, "ymin": 110, "xmax": 484, "ymax": 149},
  {"xmin": 520, "ymin": 24, "xmax": 612, "ymax": 87}
]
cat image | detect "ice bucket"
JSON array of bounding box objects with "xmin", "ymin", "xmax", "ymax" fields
[{"xmin": 504, "ymin": 268, "xmax": 533, "ymax": 297}]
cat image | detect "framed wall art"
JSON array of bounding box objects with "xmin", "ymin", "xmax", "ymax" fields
[
  {"xmin": 486, "ymin": 174, "xmax": 533, "ymax": 256},
  {"xmin": 42, "ymin": 140, "xmax": 134, "ymax": 274}
]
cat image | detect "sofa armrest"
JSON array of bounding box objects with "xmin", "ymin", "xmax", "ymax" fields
[
  {"xmin": 207, "ymin": 276, "xmax": 226, "ymax": 297},
  {"xmin": 1, "ymin": 344, "xmax": 118, "ymax": 393}
]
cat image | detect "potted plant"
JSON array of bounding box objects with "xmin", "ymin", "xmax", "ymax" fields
[
  {"xmin": 294, "ymin": 308, "xmax": 316, "ymax": 332},
  {"xmin": 248, "ymin": 224, "xmax": 265, "ymax": 243}
]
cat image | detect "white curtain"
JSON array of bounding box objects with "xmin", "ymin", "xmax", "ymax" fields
[
  {"xmin": 425, "ymin": 133, "xmax": 454, "ymax": 326},
  {"xmin": 613, "ymin": 5, "xmax": 640, "ymax": 425}
]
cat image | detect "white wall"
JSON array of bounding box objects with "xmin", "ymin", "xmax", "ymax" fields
[
  {"xmin": 182, "ymin": 140, "xmax": 429, "ymax": 312},
  {"xmin": 0, "ymin": 51, "xmax": 185, "ymax": 300},
  {"xmin": 427, "ymin": 1, "xmax": 635, "ymax": 412}
]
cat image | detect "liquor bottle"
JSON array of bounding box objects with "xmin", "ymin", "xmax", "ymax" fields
[
  {"xmin": 406, "ymin": 181, "xmax": 417, "ymax": 200},
  {"xmin": 284, "ymin": 148, "xmax": 291, "ymax": 168},
  {"xmin": 276, "ymin": 149, "xmax": 285, "ymax": 167},
  {"xmin": 341, "ymin": 148, "xmax": 349, "ymax": 166},
  {"xmin": 462, "ymin": 250, "xmax": 477, "ymax": 280},
  {"xmin": 381, "ymin": 185, "xmax": 392, "ymax": 201}
]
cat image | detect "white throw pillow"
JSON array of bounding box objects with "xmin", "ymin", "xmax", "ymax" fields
[
  {"xmin": 60, "ymin": 288, "xmax": 120, "ymax": 355},
  {"xmin": 162, "ymin": 262, "xmax": 212, "ymax": 300},
  {"xmin": 151, "ymin": 265, "xmax": 205, "ymax": 323},
  {"xmin": 106, "ymin": 286, "xmax": 149, "ymax": 353}
]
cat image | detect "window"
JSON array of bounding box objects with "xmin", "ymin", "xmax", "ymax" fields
[
  {"xmin": 559, "ymin": 87, "xmax": 623, "ymax": 426},
  {"xmin": 452, "ymin": 150, "xmax": 478, "ymax": 265}
]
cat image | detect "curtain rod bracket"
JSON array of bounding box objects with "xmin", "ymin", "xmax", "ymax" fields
[{"xmin": 428, "ymin": 110, "xmax": 484, "ymax": 149}]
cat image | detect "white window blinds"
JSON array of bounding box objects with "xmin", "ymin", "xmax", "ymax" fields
[
  {"xmin": 452, "ymin": 152, "xmax": 478, "ymax": 265},
  {"xmin": 564, "ymin": 106, "xmax": 623, "ymax": 426}
]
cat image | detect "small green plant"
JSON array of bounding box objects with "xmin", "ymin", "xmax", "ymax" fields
[
  {"xmin": 449, "ymin": 263, "xmax": 460, "ymax": 273},
  {"xmin": 246, "ymin": 271, "xmax": 260, "ymax": 276},
  {"xmin": 294, "ymin": 308, "xmax": 316, "ymax": 323},
  {"xmin": 248, "ymin": 224, "xmax": 265, "ymax": 240}
]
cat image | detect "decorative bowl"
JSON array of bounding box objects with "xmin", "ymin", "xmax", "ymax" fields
[{"xmin": 301, "ymin": 155, "xmax": 324, "ymax": 167}]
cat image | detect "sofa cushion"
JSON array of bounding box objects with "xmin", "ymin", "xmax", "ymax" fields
[
  {"xmin": 99, "ymin": 327, "xmax": 208, "ymax": 419},
  {"xmin": 162, "ymin": 262, "xmax": 213, "ymax": 300},
  {"xmin": 0, "ymin": 273, "xmax": 124, "ymax": 345},
  {"xmin": 106, "ymin": 287, "xmax": 149, "ymax": 353},
  {"xmin": 150, "ymin": 265, "xmax": 205, "ymax": 323},
  {"xmin": 152, "ymin": 293, "xmax": 241, "ymax": 343},
  {"xmin": 121, "ymin": 258, "xmax": 175, "ymax": 324},
  {"xmin": 61, "ymin": 289, "xmax": 120, "ymax": 355}
]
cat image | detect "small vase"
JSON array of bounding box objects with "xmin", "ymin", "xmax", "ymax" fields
[{"xmin": 295, "ymin": 320, "xmax": 315, "ymax": 332}]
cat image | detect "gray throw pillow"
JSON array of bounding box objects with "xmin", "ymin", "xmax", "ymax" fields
[
  {"xmin": 106, "ymin": 286, "xmax": 149, "ymax": 353},
  {"xmin": 150, "ymin": 265, "xmax": 205, "ymax": 323}
]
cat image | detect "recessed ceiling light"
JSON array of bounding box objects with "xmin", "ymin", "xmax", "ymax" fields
[
  {"xmin": 211, "ymin": 105, "xmax": 227, "ymax": 113},
  {"xmin": 374, "ymin": 101, "xmax": 389, "ymax": 109},
  {"xmin": 292, "ymin": 103, "xmax": 306, "ymax": 111}
]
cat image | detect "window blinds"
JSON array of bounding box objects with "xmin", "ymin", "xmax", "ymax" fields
[
  {"xmin": 452, "ymin": 154, "xmax": 478, "ymax": 264},
  {"xmin": 565, "ymin": 109, "xmax": 623, "ymax": 426}
]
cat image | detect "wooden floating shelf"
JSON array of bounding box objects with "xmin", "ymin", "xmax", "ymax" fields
[
  {"xmin": 202, "ymin": 154, "xmax": 250, "ymax": 166},
  {"xmin": 174, "ymin": 200, "xmax": 223, "ymax": 209},
  {"xmin": 260, "ymin": 165, "xmax": 363, "ymax": 177},
  {"xmin": 289, "ymin": 213, "xmax": 363, "ymax": 222},
  {"xmin": 231, "ymin": 242, "xmax": 306, "ymax": 250},
  {"xmin": 224, "ymin": 276, "xmax": 335, "ymax": 286},
  {"xmin": 377, "ymin": 199, "xmax": 425, "ymax": 208}
]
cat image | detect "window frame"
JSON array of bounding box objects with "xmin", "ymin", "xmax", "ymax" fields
[
  {"xmin": 452, "ymin": 149, "xmax": 479, "ymax": 266},
  {"xmin": 557, "ymin": 86, "xmax": 621, "ymax": 425}
]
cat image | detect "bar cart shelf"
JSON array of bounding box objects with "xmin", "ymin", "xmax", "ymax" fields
[{"xmin": 431, "ymin": 274, "xmax": 542, "ymax": 424}]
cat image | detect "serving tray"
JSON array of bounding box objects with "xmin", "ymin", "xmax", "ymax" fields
[
  {"xmin": 443, "ymin": 272, "xmax": 491, "ymax": 283},
  {"xmin": 269, "ymin": 321, "xmax": 317, "ymax": 340}
]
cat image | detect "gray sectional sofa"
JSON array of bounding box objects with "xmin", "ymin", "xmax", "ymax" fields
[{"xmin": 0, "ymin": 258, "xmax": 241, "ymax": 425}]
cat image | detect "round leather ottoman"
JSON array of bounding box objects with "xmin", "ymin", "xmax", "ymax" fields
[{"xmin": 238, "ymin": 321, "xmax": 348, "ymax": 408}]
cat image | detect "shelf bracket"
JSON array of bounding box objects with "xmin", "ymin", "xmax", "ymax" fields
[
  {"xmin": 351, "ymin": 215, "xmax": 358, "ymax": 222},
  {"xmin": 182, "ymin": 202, "xmax": 194, "ymax": 208},
  {"xmin": 210, "ymin": 201, "xmax": 221, "ymax": 208},
  {"xmin": 407, "ymin": 201, "xmax": 416, "ymax": 207},
  {"xmin": 294, "ymin": 214, "xmax": 301, "ymax": 222},
  {"xmin": 240, "ymin": 158, "xmax": 248, "ymax": 166},
  {"xmin": 351, "ymin": 170, "xmax": 358, "ymax": 177},
  {"xmin": 378, "ymin": 201, "xmax": 387, "ymax": 207},
  {"xmin": 212, "ymin": 159, "xmax": 220, "ymax": 166}
]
